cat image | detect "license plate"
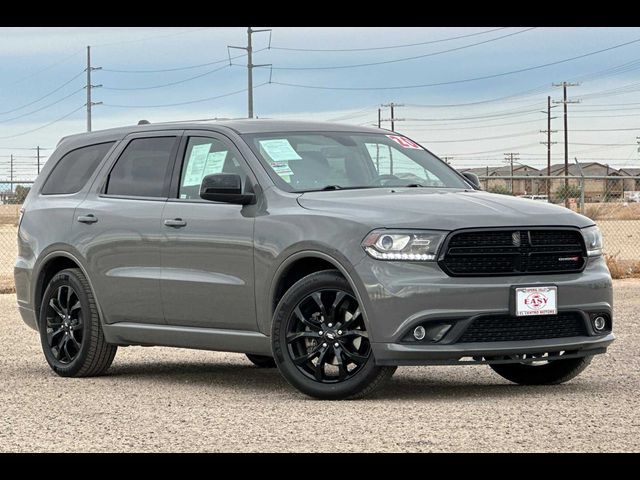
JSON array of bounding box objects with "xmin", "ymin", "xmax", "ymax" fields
[{"xmin": 515, "ymin": 286, "xmax": 557, "ymax": 316}]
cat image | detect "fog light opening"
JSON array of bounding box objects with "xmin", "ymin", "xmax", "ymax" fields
[
  {"xmin": 413, "ymin": 326, "xmax": 426, "ymax": 341},
  {"xmin": 593, "ymin": 316, "xmax": 606, "ymax": 332}
]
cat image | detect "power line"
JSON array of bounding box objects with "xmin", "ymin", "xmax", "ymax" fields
[
  {"xmin": 101, "ymin": 64, "xmax": 231, "ymax": 91},
  {"xmin": 0, "ymin": 87, "xmax": 85, "ymax": 124},
  {"xmin": 402, "ymin": 117, "xmax": 546, "ymax": 130},
  {"xmin": 326, "ymin": 106, "xmax": 378, "ymax": 122},
  {"xmin": 404, "ymin": 107, "xmax": 543, "ymax": 122},
  {"xmin": 270, "ymin": 35, "xmax": 640, "ymax": 90},
  {"xmin": 0, "ymin": 105, "xmax": 84, "ymax": 140},
  {"xmin": 102, "ymin": 49, "xmax": 265, "ymax": 74},
  {"xmin": 4, "ymin": 49, "xmax": 83, "ymax": 89},
  {"xmin": 433, "ymin": 142, "xmax": 541, "ymax": 156},
  {"xmin": 0, "ymin": 147, "xmax": 51, "ymax": 150},
  {"xmin": 571, "ymin": 127, "xmax": 640, "ymax": 131},
  {"xmin": 93, "ymin": 27, "xmax": 215, "ymax": 48},
  {"xmin": 270, "ymin": 27, "xmax": 510, "ymax": 52},
  {"xmin": 418, "ymin": 130, "xmax": 539, "ymax": 143},
  {"xmin": 0, "ymin": 71, "xmax": 85, "ymax": 115},
  {"xmin": 267, "ymin": 28, "xmax": 536, "ymax": 70},
  {"xmin": 101, "ymin": 83, "xmax": 268, "ymax": 109}
]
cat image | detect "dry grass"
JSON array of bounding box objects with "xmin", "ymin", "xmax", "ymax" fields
[
  {"xmin": 584, "ymin": 202, "xmax": 640, "ymax": 221},
  {"xmin": 605, "ymin": 253, "xmax": 640, "ymax": 279},
  {"xmin": 0, "ymin": 204, "xmax": 20, "ymax": 226}
]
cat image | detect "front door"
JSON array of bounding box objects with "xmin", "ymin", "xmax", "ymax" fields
[{"xmin": 160, "ymin": 132, "xmax": 258, "ymax": 331}]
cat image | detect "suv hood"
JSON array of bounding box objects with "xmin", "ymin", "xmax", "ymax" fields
[{"xmin": 297, "ymin": 188, "xmax": 594, "ymax": 230}]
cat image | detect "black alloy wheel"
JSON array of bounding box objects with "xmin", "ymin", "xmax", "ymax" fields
[
  {"xmin": 45, "ymin": 284, "xmax": 84, "ymax": 364},
  {"xmin": 39, "ymin": 268, "xmax": 117, "ymax": 377},
  {"xmin": 286, "ymin": 289, "xmax": 369, "ymax": 383},
  {"xmin": 272, "ymin": 270, "xmax": 396, "ymax": 400}
]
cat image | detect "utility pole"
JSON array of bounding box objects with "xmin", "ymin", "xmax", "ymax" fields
[
  {"xmin": 85, "ymin": 46, "xmax": 103, "ymax": 132},
  {"xmin": 377, "ymin": 108, "xmax": 381, "ymax": 128},
  {"xmin": 540, "ymin": 96, "xmax": 557, "ymax": 199},
  {"xmin": 553, "ymin": 82, "xmax": 580, "ymax": 207},
  {"xmin": 381, "ymin": 103, "xmax": 404, "ymax": 132},
  {"xmin": 441, "ymin": 156, "xmax": 454, "ymax": 165},
  {"xmin": 504, "ymin": 152, "xmax": 519, "ymax": 194},
  {"xmin": 10, "ymin": 154, "xmax": 14, "ymax": 193},
  {"xmin": 36, "ymin": 146, "xmax": 41, "ymax": 174},
  {"xmin": 228, "ymin": 27, "xmax": 272, "ymax": 118}
]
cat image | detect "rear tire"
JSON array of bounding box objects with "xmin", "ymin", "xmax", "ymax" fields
[
  {"xmin": 246, "ymin": 354, "xmax": 276, "ymax": 368},
  {"xmin": 39, "ymin": 268, "xmax": 117, "ymax": 377},
  {"xmin": 272, "ymin": 270, "xmax": 396, "ymax": 400},
  {"xmin": 489, "ymin": 355, "xmax": 593, "ymax": 385}
]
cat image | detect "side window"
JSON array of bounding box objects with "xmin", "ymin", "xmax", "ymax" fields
[
  {"xmin": 105, "ymin": 137, "xmax": 176, "ymax": 198},
  {"xmin": 41, "ymin": 142, "xmax": 115, "ymax": 195},
  {"xmin": 178, "ymin": 137, "xmax": 249, "ymax": 200}
]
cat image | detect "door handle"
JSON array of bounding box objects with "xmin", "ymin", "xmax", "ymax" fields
[
  {"xmin": 77, "ymin": 214, "xmax": 98, "ymax": 224},
  {"xmin": 163, "ymin": 218, "xmax": 187, "ymax": 228}
]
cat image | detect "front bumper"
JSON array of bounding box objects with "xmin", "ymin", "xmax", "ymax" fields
[
  {"xmin": 372, "ymin": 334, "xmax": 614, "ymax": 365},
  {"xmin": 352, "ymin": 255, "xmax": 614, "ymax": 365}
]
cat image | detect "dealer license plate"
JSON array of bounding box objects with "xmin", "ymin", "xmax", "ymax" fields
[{"xmin": 515, "ymin": 286, "xmax": 557, "ymax": 316}]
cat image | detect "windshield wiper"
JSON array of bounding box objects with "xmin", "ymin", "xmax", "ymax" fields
[
  {"xmin": 404, "ymin": 183, "xmax": 424, "ymax": 188},
  {"xmin": 320, "ymin": 185, "xmax": 343, "ymax": 191}
]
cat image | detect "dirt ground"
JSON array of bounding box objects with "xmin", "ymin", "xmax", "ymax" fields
[{"xmin": 0, "ymin": 279, "xmax": 638, "ymax": 453}]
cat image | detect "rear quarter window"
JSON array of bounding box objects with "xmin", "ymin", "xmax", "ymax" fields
[{"xmin": 41, "ymin": 142, "xmax": 115, "ymax": 195}]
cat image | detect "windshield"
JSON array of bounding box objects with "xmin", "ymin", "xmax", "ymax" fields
[{"xmin": 242, "ymin": 132, "xmax": 469, "ymax": 192}]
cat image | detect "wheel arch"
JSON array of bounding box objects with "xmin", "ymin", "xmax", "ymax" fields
[
  {"xmin": 267, "ymin": 250, "xmax": 371, "ymax": 333},
  {"xmin": 33, "ymin": 250, "xmax": 104, "ymax": 331}
]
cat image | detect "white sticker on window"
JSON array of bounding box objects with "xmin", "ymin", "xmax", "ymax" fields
[
  {"xmin": 183, "ymin": 143, "xmax": 211, "ymax": 186},
  {"xmin": 259, "ymin": 139, "xmax": 302, "ymax": 162},
  {"xmin": 272, "ymin": 162, "xmax": 294, "ymax": 177},
  {"xmin": 203, "ymin": 151, "xmax": 227, "ymax": 176}
]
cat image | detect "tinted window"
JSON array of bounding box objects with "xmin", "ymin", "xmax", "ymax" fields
[
  {"xmin": 178, "ymin": 137, "xmax": 250, "ymax": 200},
  {"xmin": 41, "ymin": 142, "xmax": 115, "ymax": 195},
  {"xmin": 106, "ymin": 137, "xmax": 176, "ymax": 198}
]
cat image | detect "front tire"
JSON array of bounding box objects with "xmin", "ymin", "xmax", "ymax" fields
[
  {"xmin": 39, "ymin": 268, "xmax": 117, "ymax": 377},
  {"xmin": 271, "ymin": 270, "xmax": 396, "ymax": 400},
  {"xmin": 489, "ymin": 355, "xmax": 593, "ymax": 385}
]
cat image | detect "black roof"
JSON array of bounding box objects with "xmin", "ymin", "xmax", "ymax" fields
[{"xmin": 58, "ymin": 119, "xmax": 386, "ymax": 146}]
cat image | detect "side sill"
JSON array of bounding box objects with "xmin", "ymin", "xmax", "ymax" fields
[{"xmin": 102, "ymin": 322, "xmax": 272, "ymax": 356}]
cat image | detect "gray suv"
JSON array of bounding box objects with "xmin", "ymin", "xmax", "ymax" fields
[{"xmin": 15, "ymin": 120, "xmax": 614, "ymax": 399}]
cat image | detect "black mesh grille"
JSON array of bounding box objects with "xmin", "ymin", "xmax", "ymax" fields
[
  {"xmin": 440, "ymin": 229, "xmax": 586, "ymax": 276},
  {"xmin": 458, "ymin": 312, "xmax": 588, "ymax": 343}
]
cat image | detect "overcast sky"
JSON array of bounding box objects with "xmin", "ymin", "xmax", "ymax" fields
[{"xmin": 2, "ymin": 26, "xmax": 640, "ymax": 180}]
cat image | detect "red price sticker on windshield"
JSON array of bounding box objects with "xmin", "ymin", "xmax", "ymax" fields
[{"xmin": 386, "ymin": 135, "xmax": 421, "ymax": 149}]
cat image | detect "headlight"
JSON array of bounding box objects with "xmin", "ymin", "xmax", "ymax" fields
[
  {"xmin": 581, "ymin": 225, "xmax": 603, "ymax": 256},
  {"xmin": 362, "ymin": 230, "xmax": 445, "ymax": 261}
]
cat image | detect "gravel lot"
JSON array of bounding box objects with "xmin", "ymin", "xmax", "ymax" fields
[{"xmin": 1, "ymin": 280, "xmax": 638, "ymax": 452}]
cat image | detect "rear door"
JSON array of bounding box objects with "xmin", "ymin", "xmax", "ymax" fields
[
  {"xmin": 73, "ymin": 131, "xmax": 181, "ymax": 325},
  {"xmin": 160, "ymin": 131, "xmax": 258, "ymax": 330}
]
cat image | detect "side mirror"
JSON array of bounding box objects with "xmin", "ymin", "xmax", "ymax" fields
[
  {"xmin": 199, "ymin": 173, "xmax": 255, "ymax": 205},
  {"xmin": 462, "ymin": 172, "xmax": 482, "ymax": 190}
]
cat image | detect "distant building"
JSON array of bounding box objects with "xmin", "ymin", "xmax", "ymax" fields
[
  {"xmin": 459, "ymin": 164, "xmax": 541, "ymax": 195},
  {"xmin": 548, "ymin": 162, "xmax": 623, "ymax": 202},
  {"xmin": 619, "ymin": 168, "xmax": 640, "ymax": 192}
]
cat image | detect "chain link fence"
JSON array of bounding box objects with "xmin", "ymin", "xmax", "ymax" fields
[
  {"xmin": 0, "ymin": 203, "xmax": 20, "ymax": 292},
  {"xmin": 1, "ymin": 175, "xmax": 639, "ymax": 291}
]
